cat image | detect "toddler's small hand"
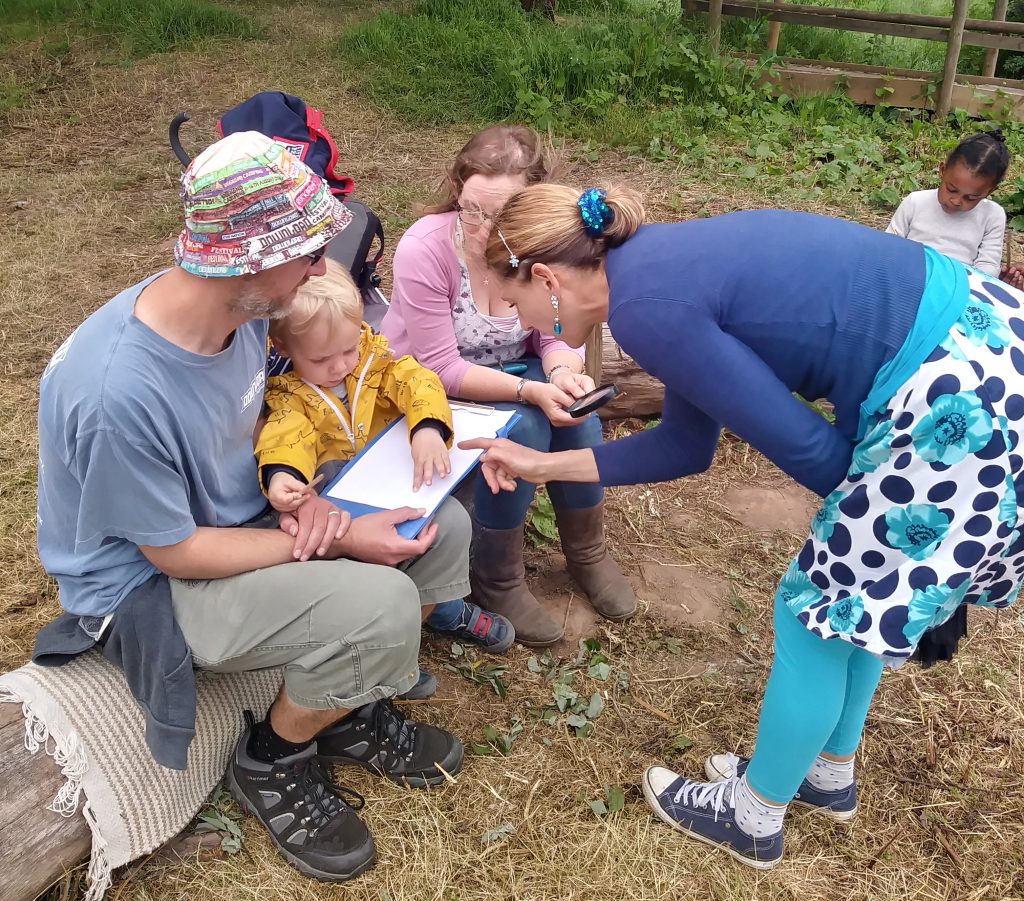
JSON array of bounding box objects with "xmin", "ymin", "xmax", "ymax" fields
[
  {"xmin": 268, "ymin": 471, "xmax": 310, "ymax": 513},
  {"xmin": 410, "ymin": 427, "xmax": 451, "ymax": 491}
]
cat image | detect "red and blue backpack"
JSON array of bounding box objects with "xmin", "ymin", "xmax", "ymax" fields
[
  {"xmin": 169, "ymin": 91, "xmax": 385, "ymax": 315},
  {"xmin": 216, "ymin": 91, "xmax": 354, "ymax": 198}
]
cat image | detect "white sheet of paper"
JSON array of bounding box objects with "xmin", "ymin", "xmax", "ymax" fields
[{"xmin": 324, "ymin": 405, "xmax": 518, "ymax": 512}]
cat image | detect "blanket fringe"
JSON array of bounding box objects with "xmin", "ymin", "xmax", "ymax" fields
[{"xmin": 1, "ymin": 687, "xmax": 111, "ymax": 900}]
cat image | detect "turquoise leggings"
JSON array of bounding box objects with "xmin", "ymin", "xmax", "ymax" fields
[{"xmin": 745, "ymin": 597, "xmax": 884, "ymax": 804}]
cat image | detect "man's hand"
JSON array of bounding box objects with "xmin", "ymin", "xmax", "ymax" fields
[
  {"xmin": 278, "ymin": 495, "xmax": 351, "ymax": 561},
  {"xmin": 268, "ymin": 471, "xmax": 310, "ymax": 513},
  {"xmin": 336, "ymin": 507, "xmax": 438, "ymax": 565},
  {"xmin": 410, "ymin": 427, "xmax": 451, "ymax": 491}
]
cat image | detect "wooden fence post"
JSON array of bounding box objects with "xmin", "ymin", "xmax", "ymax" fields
[
  {"xmin": 983, "ymin": 0, "xmax": 1010, "ymax": 77},
  {"xmin": 936, "ymin": 0, "xmax": 971, "ymax": 118},
  {"xmin": 709, "ymin": 0, "xmax": 723, "ymax": 53},
  {"xmin": 766, "ymin": 2, "xmax": 783, "ymax": 52}
]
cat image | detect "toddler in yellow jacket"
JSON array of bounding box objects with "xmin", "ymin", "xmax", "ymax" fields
[
  {"xmin": 257, "ymin": 260, "xmax": 514, "ymax": 658},
  {"xmin": 259, "ymin": 262, "xmax": 453, "ymax": 506}
]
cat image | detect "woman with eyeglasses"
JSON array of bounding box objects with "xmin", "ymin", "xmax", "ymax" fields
[{"xmin": 381, "ymin": 125, "xmax": 635, "ymax": 647}]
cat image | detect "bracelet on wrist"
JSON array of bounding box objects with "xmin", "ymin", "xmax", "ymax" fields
[
  {"xmin": 546, "ymin": 364, "xmax": 574, "ymax": 382},
  {"xmin": 515, "ymin": 377, "xmax": 527, "ymax": 403}
]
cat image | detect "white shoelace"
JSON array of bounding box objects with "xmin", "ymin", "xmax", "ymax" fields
[
  {"xmin": 716, "ymin": 751, "xmax": 741, "ymax": 778},
  {"xmin": 671, "ymin": 775, "xmax": 739, "ymax": 822}
]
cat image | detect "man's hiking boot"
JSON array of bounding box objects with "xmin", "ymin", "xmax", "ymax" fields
[
  {"xmin": 227, "ymin": 721, "xmax": 375, "ymax": 882},
  {"xmin": 316, "ymin": 699, "xmax": 464, "ymax": 788}
]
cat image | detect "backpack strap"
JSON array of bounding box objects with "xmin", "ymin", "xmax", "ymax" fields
[{"xmin": 305, "ymin": 104, "xmax": 354, "ymax": 197}]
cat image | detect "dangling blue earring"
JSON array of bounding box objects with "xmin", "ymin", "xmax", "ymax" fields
[{"xmin": 550, "ymin": 293, "xmax": 562, "ymax": 336}]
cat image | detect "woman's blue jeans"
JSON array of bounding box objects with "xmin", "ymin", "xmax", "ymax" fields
[{"xmin": 467, "ymin": 357, "xmax": 604, "ymax": 529}]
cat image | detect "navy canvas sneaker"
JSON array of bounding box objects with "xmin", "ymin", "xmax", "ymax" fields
[
  {"xmin": 642, "ymin": 766, "xmax": 784, "ymax": 870},
  {"xmin": 705, "ymin": 752, "xmax": 858, "ymax": 822}
]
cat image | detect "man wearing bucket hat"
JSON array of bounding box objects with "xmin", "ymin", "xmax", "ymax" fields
[{"xmin": 35, "ymin": 131, "xmax": 468, "ymax": 882}]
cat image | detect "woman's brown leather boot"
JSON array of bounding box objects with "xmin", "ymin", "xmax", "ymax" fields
[
  {"xmin": 470, "ymin": 520, "xmax": 564, "ymax": 646},
  {"xmin": 555, "ymin": 502, "xmax": 637, "ymax": 621}
]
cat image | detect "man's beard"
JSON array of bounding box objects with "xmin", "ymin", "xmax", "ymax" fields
[{"xmin": 230, "ymin": 286, "xmax": 291, "ymax": 320}]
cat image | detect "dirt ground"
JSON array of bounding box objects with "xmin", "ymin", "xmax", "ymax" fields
[{"xmin": 1, "ymin": 4, "xmax": 1023, "ymax": 900}]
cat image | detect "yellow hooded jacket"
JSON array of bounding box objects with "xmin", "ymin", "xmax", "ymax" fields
[{"xmin": 255, "ymin": 324, "xmax": 453, "ymax": 490}]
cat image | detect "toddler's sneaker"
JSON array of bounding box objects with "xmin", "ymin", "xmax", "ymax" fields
[
  {"xmin": 705, "ymin": 752, "xmax": 857, "ymax": 822},
  {"xmin": 397, "ymin": 669, "xmax": 437, "ymax": 701},
  {"xmin": 642, "ymin": 766, "xmax": 783, "ymax": 870},
  {"xmin": 425, "ymin": 598, "xmax": 515, "ymax": 653}
]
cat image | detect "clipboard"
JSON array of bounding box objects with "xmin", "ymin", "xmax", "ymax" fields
[{"xmin": 321, "ymin": 403, "xmax": 521, "ymax": 538}]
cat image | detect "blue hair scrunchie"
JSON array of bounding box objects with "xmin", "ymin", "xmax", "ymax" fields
[{"xmin": 577, "ymin": 187, "xmax": 613, "ymax": 238}]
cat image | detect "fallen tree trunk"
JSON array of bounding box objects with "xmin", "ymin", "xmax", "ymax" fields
[
  {"xmin": 593, "ymin": 327, "xmax": 664, "ymax": 420},
  {"xmin": 0, "ymin": 702, "xmax": 92, "ymax": 901}
]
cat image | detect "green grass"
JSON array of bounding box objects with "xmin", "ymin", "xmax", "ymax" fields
[
  {"xmin": 337, "ymin": 0, "xmax": 1024, "ymax": 222},
  {"xmin": 0, "ymin": 0, "xmax": 263, "ymax": 57}
]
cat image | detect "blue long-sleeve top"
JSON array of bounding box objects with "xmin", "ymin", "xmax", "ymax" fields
[{"xmin": 593, "ymin": 210, "xmax": 926, "ymax": 498}]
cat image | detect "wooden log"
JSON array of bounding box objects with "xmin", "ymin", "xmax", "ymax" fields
[
  {"xmin": 598, "ymin": 331, "xmax": 663, "ymax": 420},
  {"xmin": 584, "ymin": 324, "xmax": 603, "ymax": 384},
  {"xmin": 0, "ymin": 702, "xmax": 92, "ymax": 901},
  {"xmin": 733, "ymin": 53, "xmax": 1024, "ymax": 120},
  {"xmin": 938, "ymin": 0, "xmax": 971, "ymax": 118},
  {"xmin": 983, "ymin": 0, "xmax": 1010, "ymax": 77},
  {"xmin": 733, "ymin": 52, "xmax": 1024, "ymax": 87}
]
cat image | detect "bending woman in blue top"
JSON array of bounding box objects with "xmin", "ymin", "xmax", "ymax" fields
[{"xmin": 463, "ymin": 184, "xmax": 1024, "ymax": 869}]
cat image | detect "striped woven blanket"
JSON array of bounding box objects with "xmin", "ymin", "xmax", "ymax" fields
[{"xmin": 0, "ymin": 651, "xmax": 281, "ymax": 900}]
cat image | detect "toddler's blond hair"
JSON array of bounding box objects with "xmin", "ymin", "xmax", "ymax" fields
[{"xmin": 270, "ymin": 258, "xmax": 363, "ymax": 344}]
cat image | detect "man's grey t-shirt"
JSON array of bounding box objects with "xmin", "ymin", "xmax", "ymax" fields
[{"xmin": 37, "ymin": 273, "xmax": 270, "ymax": 616}]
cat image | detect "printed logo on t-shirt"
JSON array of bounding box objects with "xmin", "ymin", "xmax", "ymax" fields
[{"xmin": 240, "ymin": 366, "xmax": 266, "ymax": 413}]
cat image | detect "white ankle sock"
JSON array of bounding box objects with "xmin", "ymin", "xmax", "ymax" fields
[
  {"xmin": 733, "ymin": 775, "xmax": 786, "ymax": 838},
  {"xmin": 805, "ymin": 754, "xmax": 855, "ymax": 791}
]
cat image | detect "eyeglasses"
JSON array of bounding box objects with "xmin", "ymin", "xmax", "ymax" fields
[
  {"xmin": 456, "ymin": 204, "xmax": 493, "ymax": 227},
  {"xmin": 306, "ymin": 245, "xmax": 327, "ymax": 264}
]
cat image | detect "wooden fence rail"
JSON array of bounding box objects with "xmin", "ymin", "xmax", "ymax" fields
[{"xmin": 686, "ymin": 0, "xmax": 1022, "ymax": 117}]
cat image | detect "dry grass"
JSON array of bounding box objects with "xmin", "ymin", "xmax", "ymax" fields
[{"xmin": 1, "ymin": 3, "xmax": 1023, "ymax": 900}]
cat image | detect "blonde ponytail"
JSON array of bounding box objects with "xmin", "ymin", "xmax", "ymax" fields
[
  {"xmin": 485, "ymin": 183, "xmax": 644, "ymax": 279},
  {"xmin": 600, "ymin": 186, "xmax": 645, "ymax": 248}
]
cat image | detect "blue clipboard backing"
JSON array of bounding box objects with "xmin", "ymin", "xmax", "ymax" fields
[{"xmin": 320, "ymin": 409, "xmax": 521, "ymax": 539}]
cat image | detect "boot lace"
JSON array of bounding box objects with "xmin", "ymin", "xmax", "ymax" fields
[
  {"xmin": 372, "ymin": 699, "xmax": 418, "ymax": 756},
  {"xmin": 287, "ymin": 756, "xmax": 365, "ymax": 833}
]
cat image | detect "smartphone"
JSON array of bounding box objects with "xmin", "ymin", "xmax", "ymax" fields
[{"xmin": 567, "ymin": 384, "xmax": 619, "ymax": 418}]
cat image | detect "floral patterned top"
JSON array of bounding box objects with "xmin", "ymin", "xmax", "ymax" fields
[{"xmin": 451, "ymin": 260, "xmax": 530, "ymax": 367}]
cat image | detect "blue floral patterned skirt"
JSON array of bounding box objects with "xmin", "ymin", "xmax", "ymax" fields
[{"xmin": 780, "ymin": 269, "xmax": 1024, "ymax": 661}]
